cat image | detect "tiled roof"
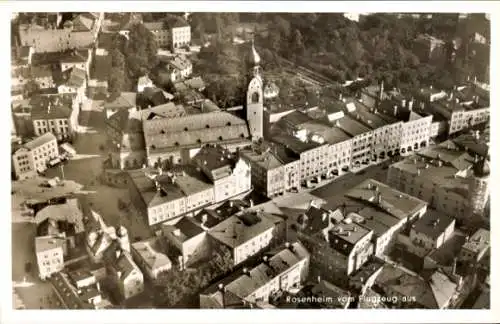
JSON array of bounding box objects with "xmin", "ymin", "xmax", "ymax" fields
[
  {"xmin": 23, "ymin": 132, "xmax": 57, "ymax": 150},
  {"xmin": 208, "ymin": 212, "xmax": 275, "ymax": 249},
  {"xmin": 31, "ymin": 65, "xmax": 53, "ymax": 79},
  {"xmin": 118, "ymin": 13, "xmax": 143, "ymax": 31},
  {"xmin": 66, "ymin": 68, "xmax": 86, "ymax": 88},
  {"xmin": 311, "ymin": 280, "xmax": 350, "ymax": 307},
  {"xmin": 462, "ymin": 228, "xmax": 490, "ymax": 254},
  {"xmin": 19, "ymin": 25, "xmax": 93, "ymax": 53},
  {"xmin": 140, "ymin": 102, "xmax": 186, "ymax": 120},
  {"xmin": 328, "ymin": 219, "xmax": 371, "ymax": 256},
  {"xmin": 168, "ymin": 56, "xmax": 191, "ymax": 71},
  {"xmin": 91, "ymin": 52, "xmax": 112, "ymax": 81},
  {"xmin": 357, "ymin": 207, "xmax": 400, "ymax": 236},
  {"xmin": 411, "ymin": 212, "xmax": 455, "ymax": 239},
  {"xmin": 50, "ymin": 272, "xmax": 94, "ymax": 309},
  {"xmin": 141, "ymin": 87, "xmax": 173, "ymax": 107},
  {"xmin": 376, "ymin": 265, "xmax": 456, "ymax": 309},
  {"xmin": 104, "ymin": 92, "xmax": 137, "ymax": 111},
  {"xmin": 127, "ymin": 169, "xmax": 187, "ymax": 208},
  {"xmin": 224, "ymin": 242, "xmax": 309, "ymax": 299},
  {"xmin": 332, "ymin": 115, "xmax": 372, "ymax": 137},
  {"xmin": 35, "ymin": 235, "xmax": 66, "ymax": 253},
  {"xmin": 184, "ymin": 77, "xmax": 204, "ymax": 90},
  {"xmin": 144, "ymin": 22, "xmax": 165, "ymax": 31},
  {"xmin": 131, "ymin": 237, "xmax": 172, "ymax": 271},
  {"xmin": 344, "ymin": 179, "xmax": 428, "ymax": 220},
  {"xmin": 164, "ymin": 217, "xmax": 204, "ymax": 242},
  {"xmin": 113, "ymin": 251, "xmax": 140, "ymax": 280},
  {"xmin": 270, "ymin": 133, "xmax": 321, "ymax": 154},
  {"xmin": 19, "ymin": 46, "xmax": 31, "ymax": 58},
  {"xmin": 143, "ymin": 112, "xmax": 249, "ymax": 152},
  {"xmin": 240, "ymin": 148, "xmax": 284, "ymax": 171},
  {"xmin": 34, "ymin": 198, "xmax": 85, "ymax": 233},
  {"xmin": 72, "ymin": 14, "xmax": 95, "ymax": 32},
  {"xmin": 192, "ymin": 145, "xmax": 239, "ymax": 180},
  {"xmin": 165, "ymin": 16, "xmax": 189, "ymax": 29},
  {"xmin": 30, "ymin": 94, "xmax": 74, "ymax": 120}
]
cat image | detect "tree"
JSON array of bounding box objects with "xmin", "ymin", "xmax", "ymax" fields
[
  {"xmin": 108, "ymin": 68, "xmax": 125, "ymax": 98},
  {"xmin": 124, "ymin": 23, "xmax": 158, "ymax": 78},
  {"xmin": 23, "ymin": 79, "xmax": 40, "ymax": 98},
  {"xmin": 290, "ymin": 29, "xmax": 305, "ymax": 58},
  {"xmin": 208, "ymin": 245, "xmax": 233, "ymax": 275},
  {"xmin": 110, "ymin": 48, "xmax": 125, "ymax": 69}
]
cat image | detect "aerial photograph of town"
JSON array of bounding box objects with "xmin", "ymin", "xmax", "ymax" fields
[{"xmin": 10, "ymin": 11, "xmax": 490, "ymax": 311}]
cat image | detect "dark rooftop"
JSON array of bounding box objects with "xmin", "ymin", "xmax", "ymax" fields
[{"xmin": 411, "ymin": 212, "xmax": 455, "ymax": 240}]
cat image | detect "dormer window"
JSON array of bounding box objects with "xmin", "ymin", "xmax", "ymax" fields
[
  {"xmin": 226, "ymin": 122, "xmax": 232, "ymax": 126},
  {"xmin": 197, "ymin": 139, "xmax": 202, "ymax": 144},
  {"xmin": 206, "ymin": 124, "xmax": 210, "ymax": 128},
  {"xmin": 175, "ymin": 142, "xmax": 180, "ymax": 146},
  {"xmin": 184, "ymin": 127, "xmax": 188, "ymax": 131},
  {"xmin": 151, "ymin": 145, "xmax": 156, "ymax": 149},
  {"xmin": 160, "ymin": 130, "xmax": 165, "ymax": 134},
  {"xmin": 219, "ymin": 136, "xmax": 223, "ymax": 141}
]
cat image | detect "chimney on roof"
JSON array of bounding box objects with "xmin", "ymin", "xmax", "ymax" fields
[
  {"xmin": 401, "ymin": 99, "xmax": 406, "ymax": 108},
  {"xmin": 425, "ymin": 163, "xmax": 430, "ymax": 169},
  {"xmin": 376, "ymin": 192, "xmax": 382, "ymax": 205},
  {"xmin": 115, "ymin": 249, "xmax": 121, "ymax": 260},
  {"xmin": 474, "ymin": 96, "xmax": 479, "ymax": 104},
  {"xmin": 339, "ymin": 93, "xmax": 343, "ymax": 101},
  {"xmin": 218, "ymin": 283, "xmax": 225, "ymax": 292},
  {"xmin": 173, "ymin": 229, "xmax": 181, "ymax": 237},
  {"xmin": 452, "ymin": 257, "xmax": 457, "ymax": 276},
  {"xmin": 155, "ymin": 180, "xmax": 161, "ymax": 192},
  {"xmin": 417, "ymin": 169, "xmax": 421, "ymax": 176},
  {"xmin": 263, "ymin": 255, "xmax": 269, "ymax": 264},
  {"xmin": 379, "ymin": 80, "xmax": 384, "ymax": 101},
  {"xmin": 243, "ymin": 267, "xmax": 250, "ymax": 276},
  {"xmin": 116, "ymin": 270, "xmax": 122, "ymax": 278},
  {"xmin": 393, "ymin": 105, "xmax": 398, "ymax": 117},
  {"xmin": 322, "ymin": 212, "xmax": 328, "ymax": 222},
  {"xmin": 249, "ymin": 199, "xmax": 254, "ymax": 207}
]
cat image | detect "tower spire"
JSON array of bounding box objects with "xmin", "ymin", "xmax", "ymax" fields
[{"xmin": 251, "ymin": 37, "xmax": 261, "ymax": 66}]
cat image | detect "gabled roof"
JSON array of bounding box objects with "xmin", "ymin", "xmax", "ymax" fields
[
  {"xmin": 143, "ymin": 112, "xmax": 249, "ymax": 152},
  {"xmin": 113, "ymin": 251, "xmax": 140, "ymax": 280},
  {"xmin": 375, "ymin": 265, "xmax": 456, "ymax": 309},
  {"xmin": 91, "ymin": 52, "xmax": 112, "ymax": 81},
  {"xmin": 143, "ymin": 22, "xmax": 166, "ymax": 31},
  {"xmin": 23, "ymin": 132, "xmax": 57, "ymax": 150},
  {"xmin": 131, "ymin": 237, "xmax": 172, "ymax": 271},
  {"xmin": 163, "ymin": 217, "xmax": 204, "ymax": 243},
  {"xmin": 104, "ymin": 92, "xmax": 137, "ymax": 111},
  {"xmin": 65, "ymin": 68, "xmax": 86, "ymax": 88},
  {"xmin": 140, "ymin": 102, "xmax": 186, "ymax": 120},
  {"xmin": 34, "ymin": 198, "xmax": 85, "ymax": 234},
  {"xmin": 411, "ymin": 212, "xmax": 455, "ymax": 239},
  {"xmin": 30, "ymin": 94, "xmax": 74, "ymax": 120},
  {"xmin": 208, "ymin": 212, "xmax": 275, "ymax": 249},
  {"xmin": 35, "ymin": 235, "xmax": 66, "ymax": 254},
  {"xmin": 224, "ymin": 242, "xmax": 309, "ymax": 299},
  {"xmin": 127, "ymin": 168, "xmax": 187, "ymax": 208},
  {"xmin": 72, "ymin": 14, "xmax": 95, "ymax": 32}
]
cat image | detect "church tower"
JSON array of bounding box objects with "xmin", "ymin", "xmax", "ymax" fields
[
  {"xmin": 468, "ymin": 154, "xmax": 490, "ymax": 221},
  {"xmin": 246, "ymin": 39, "xmax": 264, "ymax": 141}
]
